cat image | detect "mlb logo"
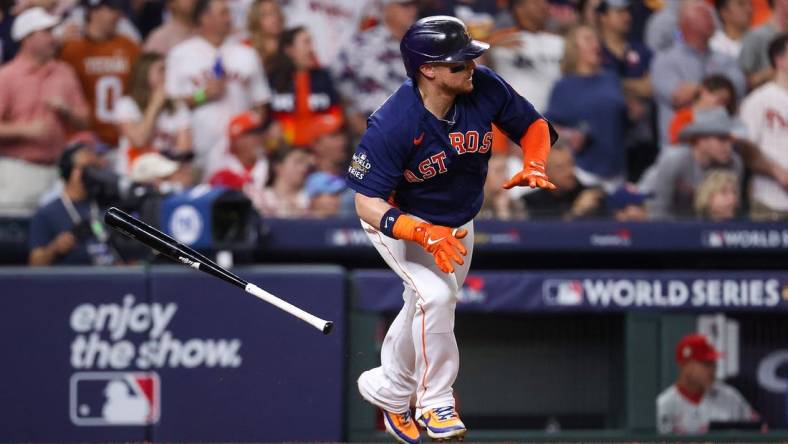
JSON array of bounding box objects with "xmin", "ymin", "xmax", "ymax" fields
[
  {"xmin": 543, "ymin": 280, "xmax": 584, "ymax": 306},
  {"xmin": 70, "ymin": 372, "xmax": 160, "ymax": 426},
  {"xmin": 704, "ymin": 231, "xmax": 725, "ymax": 248}
]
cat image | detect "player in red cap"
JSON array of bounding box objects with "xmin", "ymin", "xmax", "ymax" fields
[{"xmin": 656, "ymin": 333, "xmax": 759, "ymax": 434}]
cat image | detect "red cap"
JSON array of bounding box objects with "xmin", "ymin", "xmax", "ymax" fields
[
  {"xmin": 675, "ymin": 333, "xmax": 721, "ymax": 365},
  {"xmin": 228, "ymin": 111, "xmax": 263, "ymax": 141}
]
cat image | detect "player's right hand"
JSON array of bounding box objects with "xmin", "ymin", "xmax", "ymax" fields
[{"xmin": 412, "ymin": 223, "xmax": 468, "ymax": 274}]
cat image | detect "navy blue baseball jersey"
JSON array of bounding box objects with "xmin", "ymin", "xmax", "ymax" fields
[{"xmin": 346, "ymin": 65, "xmax": 545, "ymax": 227}]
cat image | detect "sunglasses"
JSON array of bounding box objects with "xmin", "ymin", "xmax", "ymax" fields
[{"xmin": 428, "ymin": 61, "xmax": 472, "ymax": 73}]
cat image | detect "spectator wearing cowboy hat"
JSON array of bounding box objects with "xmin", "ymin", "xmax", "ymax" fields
[{"xmin": 640, "ymin": 107, "xmax": 744, "ymax": 219}]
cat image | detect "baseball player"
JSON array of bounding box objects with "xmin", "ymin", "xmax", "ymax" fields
[
  {"xmin": 657, "ymin": 333, "xmax": 759, "ymax": 435},
  {"xmin": 346, "ymin": 16, "xmax": 556, "ymax": 443}
]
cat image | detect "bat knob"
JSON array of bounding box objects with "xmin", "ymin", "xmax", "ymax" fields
[{"xmin": 322, "ymin": 321, "xmax": 334, "ymax": 335}]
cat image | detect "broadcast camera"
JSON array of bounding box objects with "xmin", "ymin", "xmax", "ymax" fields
[{"xmin": 79, "ymin": 166, "xmax": 259, "ymax": 261}]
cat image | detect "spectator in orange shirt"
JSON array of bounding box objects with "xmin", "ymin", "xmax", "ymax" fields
[
  {"xmin": 266, "ymin": 26, "xmax": 344, "ymax": 147},
  {"xmin": 0, "ymin": 7, "xmax": 89, "ymax": 216},
  {"xmin": 60, "ymin": 0, "xmax": 141, "ymax": 148}
]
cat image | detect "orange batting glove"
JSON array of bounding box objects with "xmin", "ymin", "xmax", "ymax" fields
[
  {"xmin": 392, "ymin": 215, "xmax": 467, "ymax": 274},
  {"xmin": 503, "ymin": 119, "xmax": 556, "ymax": 190}
]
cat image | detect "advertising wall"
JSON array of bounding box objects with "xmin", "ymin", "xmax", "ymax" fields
[
  {"xmin": 0, "ymin": 266, "xmax": 345, "ymax": 442},
  {"xmin": 352, "ymin": 270, "xmax": 788, "ymax": 428}
]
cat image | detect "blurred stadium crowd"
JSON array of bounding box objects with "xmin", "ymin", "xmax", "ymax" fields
[{"xmin": 0, "ymin": 0, "xmax": 787, "ymax": 264}]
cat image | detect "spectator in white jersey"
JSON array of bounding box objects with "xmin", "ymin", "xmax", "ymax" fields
[
  {"xmin": 739, "ymin": 33, "xmax": 788, "ymax": 220},
  {"xmin": 489, "ymin": 0, "xmax": 564, "ymax": 113},
  {"xmin": 332, "ymin": 0, "xmax": 418, "ymax": 138},
  {"xmin": 165, "ymin": 0, "xmax": 271, "ymax": 177},
  {"xmin": 657, "ymin": 333, "xmax": 759, "ymax": 435}
]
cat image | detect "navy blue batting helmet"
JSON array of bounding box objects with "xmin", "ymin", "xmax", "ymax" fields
[{"xmin": 400, "ymin": 16, "xmax": 490, "ymax": 78}]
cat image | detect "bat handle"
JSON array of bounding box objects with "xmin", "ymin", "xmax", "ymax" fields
[{"xmin": 245, "ymin": 284, "xmax": 334, "ymax": 335}]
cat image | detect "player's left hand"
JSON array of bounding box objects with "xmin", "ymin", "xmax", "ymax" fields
[{"xmin": 503, "ymin": 161, "xmax": 556, "ymax": 190}]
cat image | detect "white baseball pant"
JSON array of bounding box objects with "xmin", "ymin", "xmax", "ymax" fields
[{"xmin": 357, "ymin": 218, "xmax": 474, "ymax": 419}]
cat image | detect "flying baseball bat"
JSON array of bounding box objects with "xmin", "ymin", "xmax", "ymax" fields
[{"xmin": 104, "ymin": 207, "xmax": 333, "ymax": 335}]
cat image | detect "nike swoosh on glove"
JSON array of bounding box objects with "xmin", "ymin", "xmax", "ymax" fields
[
  {"xmin": 413, "ymin": 223, "xmax": 468, "ymax": 273},
  {"xmin": 392, "ymin": 215, "xmax": 468, "ymax": 274}
]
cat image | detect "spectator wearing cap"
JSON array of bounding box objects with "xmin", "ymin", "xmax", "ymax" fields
[
  {"xmin": 309, "ymin": 116, "xmax": 349, "ymax": 176},
  {"xmin": 657, "ymin": 333, "xmax": 758, "ymax": 435},
  {"xmin": 60, "ymin": 0, "xmax": 141, "ymax": 149},
  {"xmin": 252, "ymin": 145, "xmax": 312, "ymax": 217},
  {"xmin": 56, "ymin": 0, "xmax": 142, "ymax": 43},
  {"xmin": 599, "ymin": 0, "xmax": 652, "ymax": 91},
  {"xmin": 37, "ymin": 130, "xmax": 111, "ymax": 206},
  {"xmin": 165, "ymin": 0, "xmax": 271, "ymax": 175},
  {"xmin": 740, "ymin": 33, "xmax": 788, "ymax": 220},
  {"xmin": 605, "ymin": 183, "xmax": 650, "ymax": 221},
  {"xmin": 489, "ymin": 0, "xmax": 563, "ymax": 114},
  {"xmin": 305, "ymin": 171, "xmax": 350, "ymax": 218},
  {"xmin": 739, "ymin": 0, "xmax": 788, "ymax": 90},
  {"xmin": 597, "ymin": 0, "xmax": 656, "ymax": 182},
  {"xmin": 0, "ymin": 7, "xmax": 90, "ymax": 216},
  {"xmin": 710, "ymin": 0, "xmax": 753, "ymax": 59},
  {"xmin": 143, "ymin": 0, "xmax": 196, "ymax": 55},
  {"xmin": 115, "ymin": 52, "xmax": 192, "ymax": 175},
  {"xmin": 28, "ymin": 142, "xmax": 119, "ymax": 266},
  {"xmin": 640, "ymin": 107, "xmax": 744, "ymax": 219},
  {"xmin": 650, "ymin": 0, "xmax": 746, "ymax": 146},
  {"xmin": 546, "ymin": 24, "xmax": 627, "ymax": 191},
  {"xmin": 267, "ymin": 26, "xmax": 344, "ymax": 147},
  {"xmin": 694, "ymin": 169, "xmax": 741, "ymax": 221},
  {"xmin": 208, "ymin": 110, "xmax": 269, "ymax": 194},
  {"xmin": 331, "ymin": 0, "xmax": 417, "ymax": 138}
]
